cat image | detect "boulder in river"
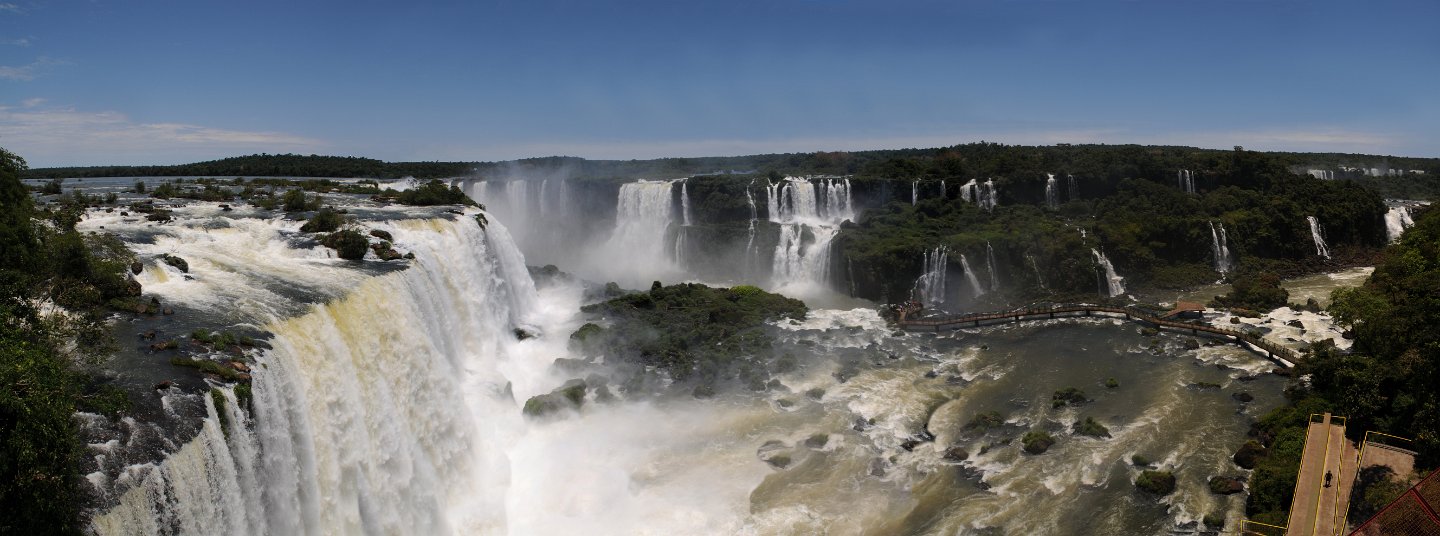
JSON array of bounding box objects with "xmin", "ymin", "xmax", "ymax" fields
[
  {"xmin": 1135, "ymin": 470, "xmax": 1176, "ymax": 495},
  {"xmin": 521, "ymin": 379, "xmax": 588, "ymax": 418},
  {"xmin": 1022, "ymin": 430, "xmax": 1054, "ymax": 454},
  {"xmin": 1233, "ymin": 440, "xmax": 1266, "ymax": 469},
  {"xmin": 1208, "ymin": 475, "xmax": 1245, "ymax": 495}
]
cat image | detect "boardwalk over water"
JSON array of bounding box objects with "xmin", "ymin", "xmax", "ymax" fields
[{"xmin": 898, "ymin": 303, "xmax": 1301, "ymax": 368}]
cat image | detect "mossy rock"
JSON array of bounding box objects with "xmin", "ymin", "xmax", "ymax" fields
[
  {"xmin": 1052, "ymin": 387, "xmax": 1088, "ymax": 408},
  {"xmin": 160, "ymin": 254, "xmax": 189, "ymax": 273},
  {"xmin": 522, "ymin": 379, "xmax": 588, "ymax": 418},
  {"xmin": 1104, "ymin": 377, "xmax": 1119, "ymax": 389},
  {"xmin": 369, "ymin": 229, "xmax": 393, "ymax": 241},
  {"xmin": 1135, "ymin": 470, "xmax": 1176, "ymax": 495},
  {"xmin": 1208, "ymin": 475, "xmax": 1245, "ymax": 495},
  {"xmin": 1130, "ymin": 454, "xmax": 1152, "ymax": 467},
  {"xmin": 1072, "ymin": 417, "xmax": 1111, "ymax": 438},
  {"xmin": 320, "ymin": 230, "xmax": 369, "ymax": 260},
  {"xmin": 803, "ymin": 433, "xmax": 829, "ymax": 449},
  {"xmin": 965, "ymin": 411, "xmax": 1006, "ymax": 431},
  {"xmin": 1022, "ymin": 430, "xmax": 1055, "ymax": 454}
]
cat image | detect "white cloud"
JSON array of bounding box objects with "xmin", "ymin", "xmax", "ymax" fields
[
  {"xmin": 20, "ymin": 97, "xmax": 43, "ymax": 107},
  {"xmin": 0, "ymin": 56, "xmax": 62, "ymax": 81},
  {"xmin": 0, "ymin": 4, "xmax": 20, "ymax": 13},
  {"xmin": 2, "ymin": 37, "xmax": 31, "ymax": 47},
  {"xmin": 0, "ymin": 103, "xmax": 328, "ymax": 166}
]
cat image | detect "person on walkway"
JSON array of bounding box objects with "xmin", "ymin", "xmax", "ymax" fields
[{"xmin": 1325, "ymin": 470, "xmax": 1333, "ymax": 488}]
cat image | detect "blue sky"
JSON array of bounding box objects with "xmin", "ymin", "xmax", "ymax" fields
[{"xmin": 1, "ymin": 0, "xmax": 1436, "ymax": 167}]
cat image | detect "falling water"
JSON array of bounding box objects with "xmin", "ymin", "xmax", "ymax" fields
[
  {"xmin": 1067, "ymin": 174, "xmax": 1078, "ymax": 200},
  {"xmin": 1044, "ymin": 174, "xmax": 1058, "ymax": 208},
  {"xmin": 912, "ymin": 246, "xmax": 949, "ymax": 308},
  {"xmin": 1307, "ymin": 216, "xmax": 1331, "ymax": 259},
  {"xmin": 538, "ymin": 179, "xmax": 549, "ymax": 217},
  {"xmin": 1027, "ymin": 254, "xmax": 1048, "ymax": 290},
  {"xmin": 1177, "ymin": 170, "xmax": 1195, "ymax": 194},
  {"xmin": 767, "ymin": 177, "xmax": 851, "ymax": 293},
  {"xmin": 980, "ymin": 179, "xmax": 999, "ymax": 211},
  {"xmin": 1385, "ymin": 205, "xmax": 1414, "ymax": 242},
  {"xmin": 939, "ymin": 180, "xmax": 946, "ymax": 199},
  {"xmin": 985, "ymin": 241, "xmax": 1000, "ymax": 291},
  {"xmin": 680, "ymin": 179, "xmax": 693, "ymax": 226},
  {"xmin": 1092, "ymin": 249, "xmax": 1126, "ymax": 297},
  {"xmin": 911, "ymin": 180, "xmax": 919, "ymax": 205},
  {"xmin": 960, "ymin": 179, "xmax": 976, "ymax": 203},
  {"xmin": 597, "ymin": 180, "xmax": 681, "ymax": 286},
  {"xmin": 822, "ymin": 178, "xmax": 855, "ymax": 222},
  {"xmin": 958, "ymin": 254, "xmax": 985, "ymax": 297},
  {"xmin": 745, "ymin": 181, "xmax": 758, "ymax": 256},
  {"xmin": 1209, "ymin": 222, "xmax": 1232, "ymax": 273}
]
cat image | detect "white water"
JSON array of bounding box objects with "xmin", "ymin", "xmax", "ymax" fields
[
  {"xmin": 1177, "ymin": 170, "xmax": 1195, "ymax": 194},
  {"xmin": 1385, "ymin": 205, "xmax": 1414, "ymax": 242},
  {"xmin": 1045, "ymin": 173, "xmax": 1058, "ymax": 208},
  {"xmin": 911, "ymin": 180, "xmax": 918, "ymax": 205},
  {"xmin": 1092, "ymin": 249, "xmax": 1126, "ymax": 297},
  {"xmin": 680, "ymin": 179, "xmax": 693, "ymax": 226},
  {"xmin": 596, "ymin": 180, "xmax": 682, "ymax": 287},
  {"xmin": 913, "ymin": 246, "xmax": 948, "ymax": 308},
  {"xmin": 745, "ymin": 180, "xmax": 758, "ymax": 262},
  {"xmin": 986, "ymin": 241, "xmax": 1000, "ymax": 291},
  {"xmin": 980, "ymin": 179, "xmax": 998, "ymax": 211},
  {"xmin": 767, "ymin": 177, "xmax": 852, "ymax": 296},
  {"xmin": 1307, "ymin": 216, "xmax": 1331, "ymax": 259},
  {"xmin": 1028, "ymin": 254, "xmax": 1048, "ymax": 290},
  {"xmin": 1209, "ymin": 221, "xmax": 1232, "ymax": 274},
  {"xmin": 958, "ymin": 254, "xmax": 985, "ymax": 297},
  {"xmin": 960, "ymin": 179, "xmax": 976, "ymax": 203}
]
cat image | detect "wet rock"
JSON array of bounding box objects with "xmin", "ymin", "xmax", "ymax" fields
[
  {"xmin": 757, "ymin": 440, "xmax": 792, "ymax": 469},
  {"xmin": 945, "ymin": 375, "xmax": 965, "ymax": 385},
  {"xmin": 513, "ymin": 328, "xmax": 537, "ymax": 341},
  {"xmin": 130, "ymin": 261, "xmax": 144, "ymax": 275},
  {"xmin": 943, "ymin": 446, "xmax": 968, "ymax": 462},
  {"xmin": 1233, "ymin": 440, "xmax": 1266, "ymax": 469},
  {"xmin": 868, "ymin": 457, "xmax": 887, "ymax": 477},
  {"xmin": 776, "ymin": 398, "xmax": 794, "ymax": 409},
  {"xmin": 1135, "ymin": 470, "xmax": 1176, "ymax": 495},
  {"xmin": 1190, "ymin": 381, "xmax": 1222, "ymax": 390},
  {"xmin": 852, "ymin": 417, "xmax": 874, "ymax": 432},
  {"xmin": 229, "ymin": 361, "xmax": 250, "ymax": 373},
  {"xmin": 1183, "ymin": 339, "xmax": 1200, "ymax": 350},
  {"xmin": 369, "ymin": 229, "xmax": 393, "ymax": 242},
  {"xmin": 234, "ymin": 373, "xmax": 252, "ymax": 382},
  {"xmin": 804, "ymin": 433, "xmax": 829, "ymax": 449},
  {"xmin": 139, "ymin": 330, "xmax": 157, "ymax": 341},
  {"xmin": 149, "ymin": 339, "xmax": 179, "ymax": 351},
  {"xmin": 1231, "ymin": 391, "xmax": 1254, "ymax": 403},
  {"xmin": 1229, "ymin": 317, "xmax": 1241, "ymax": 324},
  {"xmin": 1286, "ymin": 319, "xmax": 1304, "ymax": 328},
  {"xmin": 120, "ymin": 211, "xmax": 129, "ymax": 216},
  {"xmin": 160, "ymin": 254, "xmax": 189, "ymax": 273},
  {"xmin": 1208, "ymin": 475, "xmax": 1246, "ymax": 495},
  {"xmin": 923, "ymin": 370, "xmax": 939, "ymax": 379},
  {"xmin": 124, "ymin": 276, "xmax": 142, "ymax": 297},
  {"xmin": 153, "ymin": 380, "xmax": 173, "ymax": 390},
  {"xmin": 900, "ymin": 439, "xmax": 921, "ymax": 452},
  {"xmin": 162, "ymin": 307, "xmax": 174, "ymax": 315},
  {"xmin": 219, "ymin": 204, "xmax": 232, "ymax": 211},
  {"xmin": 522, "ymin": 379, "xmax": 588, "ymax": 418},
  {"xmin": 1022, "ymin": 431, "xmax": 1054, "ymax": 454},
  {"xmin": 804, "ymin": 388, "xmax": 825, "ymax": 401},
  {"xmin": 1139, "ymin": 327, "xmax": 1159, "ymax": 337}
]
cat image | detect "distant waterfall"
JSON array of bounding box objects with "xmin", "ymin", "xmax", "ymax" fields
[
  {"xmin": 980, "ymin": 179, "xmax": 999, "ymax": 211},
  {"xmin": 601, "ymin": 180, "xmax": 681, "ymax": 285},
  {"xmin": 958, "ymin": 254, "xmax": 985, "ymax": 297},
  {"xmin": 1092, "ymin": 249, "xmax": 1126, "ymax": 297},
  {"xmin": 1307, "ymin": 216, "xmax": 1331, "ymax": 259},
  {"xmin": 912, "ymin": 246, "xmax": 949, "ymax": 307},
  {"xmin": 1178, "ymin": 170, "xmax": 1195, "ymax": 194},
  {"xmin": 911, "ymin": 180, "xmax": 919, "ymax": 205},
  {"xmin": 985, "ymin": 241, "xmax": 1000, "ymax": 291},
  {"xmin": 538, "ymin": 179, "xmax": 549, "ymax": 217},
  {"xmin": 506, "ymin": 180, "xmax": 529, "ymax": 214},
  {"xmin": 680, "ymin": 179, "xmax": 693, "ymax": 226},
  {"xmin": 745, "ymin": 181, "xmax": 758, "ymax": 256},
  {"xmin": 1044, "ymin": 174, "xmax": 1058, "ymax": 208},
  {"xmin": 1209, "ymin": 221, "xmax": 1232, "ymax": 273},
  {"xmin": 91, "ymin": 216, "xmax": 542, "ymax": 535},
  {"xmin": 767, "ymin": 177, "xmax": 852, "ymax": 292},
  {"xmin": 1308, "ymin": 169, "xmax": 1335, "ymax": 180},
  {"xmin": 960, "ymin": 179, "xmax": 976, "ymax": 203},
  {"xmin": 939, "ymin": 180, "xmax": 946, "ymax": 199},
  {"xmin": 1385, "ymin": 205, "xmax": 1415, "ymax": 242},
  {"xmin": 1027, "ymin": 254, "xmax": 1048, "ymax": 290},
  {"xmin": 1067, "ymin": 174, "xmax": 1078, "ymax": 200}
]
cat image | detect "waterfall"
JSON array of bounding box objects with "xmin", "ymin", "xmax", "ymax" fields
[
  {"xmin": 506, "ymin": 180, "xmax": 529, "ymax": 215},
  {"xmin": 980, "ymin": 179, "xmax": 999, "ymax": 211},
  {"xmin": 960, "ymin": 179, "xmax": 976, "ymax": 203},
  {"xmin": 767, "ymin": 177, "xmax": 851, "ymax": 293},
  {"xmin": 1178, "ymin": 170, "xmax": 1195, "ymax": 194},
  {"xmin": 673, "ymin": 228, "xmax": 688, "ymax": 268},
  {"xmin": 1067, "ymin": 174, "xmax": 1078, "ymax": 200},
  {"xmin": 92, "ymin": 215, "xmax": 543, "ymax": 535},
  {"xmin": 599, "ymin": 180, "xmax": 681, "ymax": 286},
  {"xmin": 958, "ymin": 254, "xmax": 985, "ymax": 297},
  {"xmin": 1307, "ymin": 216, "xmax": 1331, "ymax": 259},
  {"xmin": 745, "ymin": 181, "xmax": 758, "ymax": 256},
  {"xmin": 1092, "ymin": 249, "xmax": 1126, "ymax": 297},
  {"xmin": 1209, "ymin": 221, "xmax": 1232, "ymax": 273},
  {"xmin": 680, "ymin": 179, "xmax": 693, "ymax": 226},
  {"xmin": 912, "ymin": 246, "xmax": 948, "ymax": 308},
  {"xmin": 911, "ymin": 180, "xmax": 919, "ymax": 205},
  {"xmin": 1027, "ymin": 254, "xmax": 1048, "ymax": 290},
  {"xmin": 1385, "ymin": 205, "xmax": 1414, "ymax": 242},
  {"xmin": 985, "ymin": 242, "xmax": 1000, "ymax": 291},
  {"xmin": 1044, "ymin": 174, "xmax": 1058, "ymax": 208},
  {"xmin": 939, "ymin": 180, "xmax": 946, "ymax": 200},
  {"xmin": 538, "ymin": 179, "xmax": 549, "ymax": 217}
]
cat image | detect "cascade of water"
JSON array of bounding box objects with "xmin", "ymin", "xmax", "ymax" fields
[
  {"xmin": 1209, "ymin": 221, "xmax": 1232, "ymax": 273},
  {"xmin": 985, "ymin": 241, "xmax": 1000, "ymax": 291},
  {"xmin": 765, "ymin": 180, "xmax": 780, "ymax": 223},
  {"xmin": 1027, "ymin": 254, "xmax": 1048, "ymax": 290},
  {"xmin": 1067, "ymin": 174, "xmax": 1078, "ymax": 200},
  {"xmin": 939, "ymin": 180, "xmax": 946, "ymax": 199},
  {"xmin": 598, "ymin": 180, "xmax": 682, "ymax": 285},
  {"xmin": 766, "ymin": 177, "xmax": 851, "ymax": 293},
  {"xmin": 960, "ymin": 179, "xmax": 977, "ymax": 203},
  {"xmin": 822, "ymin": 178, "xmax": 854, "ymax": 222},
  {"xmin": 538, "ymin": 179, "xmax": 549, "ymax": 217},
  {"xmin": 980, "ymin": 179, "xmax": 999, "ymax": 211},
  {"xmin": 1178, "ymin": 170, "xmax": 1195, "ymax": 194},
  {"xmin": 1044, "ymin": 174, "xmax": 1058, "ymax": 208},
  {"xmin": 474, "ymin": 181, "xmax": 490, "ymax": 203},
  {"xmin": 745, "ymin": 181, "xmax": 758, "ymax": 255},
  {"xmin": 1092, "ymin": 248, "xmax": 1126, "ymax": 297},
  {"xmin": 680, "ymin": 179, "xmax": 693, "ymax": 226},
  {"xmin": 911, "ymin": 180, "xmax": 919, "ymax": 205},
  {"xmin": 958, "ymin": 254, "xmax": 985, "ymax": 297},
  {"xmin": 673, "ymin": 228, "xmax": 688, "ymax": 267},
  {"xmin": 1307, "ymin": 216, "xmax": 1331, "ymax": 259},
  {"xmin": 912, "ymin": 246, "xmax": 949, "ymax": 308},
  {"xmin": 1385, "ymin": 205, "xmax": 1414, "ymax": 242},
  {"xmin": 93, "ymin": 215, "xmax": 543, "ymax": 535},
  {"xmin": 506, "ymin": 180, "xmax": 529, "ymax": 215}
]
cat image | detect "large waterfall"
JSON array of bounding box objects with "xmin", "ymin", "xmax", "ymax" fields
[
  {"xmin": 1385, "ymin": 205, "xmax": 1415, "ymax": 242},
  {"xmin": 959, "ymin": 179, "xmax": 998, "ymax": 211},
  {"xmin": 92, "ymin": 216, "xmax": 546, "ymax": 535},
  {"xmin": 1306, "ymin": 216, "xmax": 1331, "ymax": 259},
  {"xmin": 912, "ymin": 246, "xmax": 948, "ymax": 308},
  {"xmin": 1209, "ymin": 221, "xmax": 1232, "ymax": 274},
  {"xmin": 1044, "ymin": 174, "xmax": 1058, "ymax": 208},
  {"xmin": 1092, "ymin": 249, "xmax": 1126, "ymax": 297},
  {"xmin": 598, "ymin": 180, "xmax": 682, "ymax": 287},
  {"xmin": 985, "ymin": 241, "xmax": 1000, "ymax": 291},
  {"xmin": 766, "ymin": 177, "xmax": 852, "ymax": 294}
]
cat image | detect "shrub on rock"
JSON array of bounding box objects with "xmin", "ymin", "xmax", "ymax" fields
[
  {"xmin": 1136, "ymin": 470, "xmax": 1176, "ymax": 495},
  {"xmin": 1022, "ymin": 430, "xmax": 1055, "ymax": 454}
]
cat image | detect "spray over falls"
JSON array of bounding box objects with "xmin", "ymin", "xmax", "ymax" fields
[{"xmin": 1385, "ymin": 205, "xmax": 1415, "ymax": 242}]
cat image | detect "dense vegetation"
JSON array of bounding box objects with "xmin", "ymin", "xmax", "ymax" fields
[
  {"xmin": 570, "ymin": 283, "xmax": 807, "ymax": 392},
  {"xmin": 1243, "ymin": 206, "xmax": 1440, "ymax": 524},
  {"xmin": 23, "ymin": 153, "xmax": 472, "ymax": 180},
  {"xmin": 1, "ymin": 147, "xmax": 139, "ymax": 534}
]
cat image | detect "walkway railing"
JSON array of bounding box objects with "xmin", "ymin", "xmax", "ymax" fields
[{"xmin": 898, "ymin": 303, "xmax": 1301, "ymax": 367}]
